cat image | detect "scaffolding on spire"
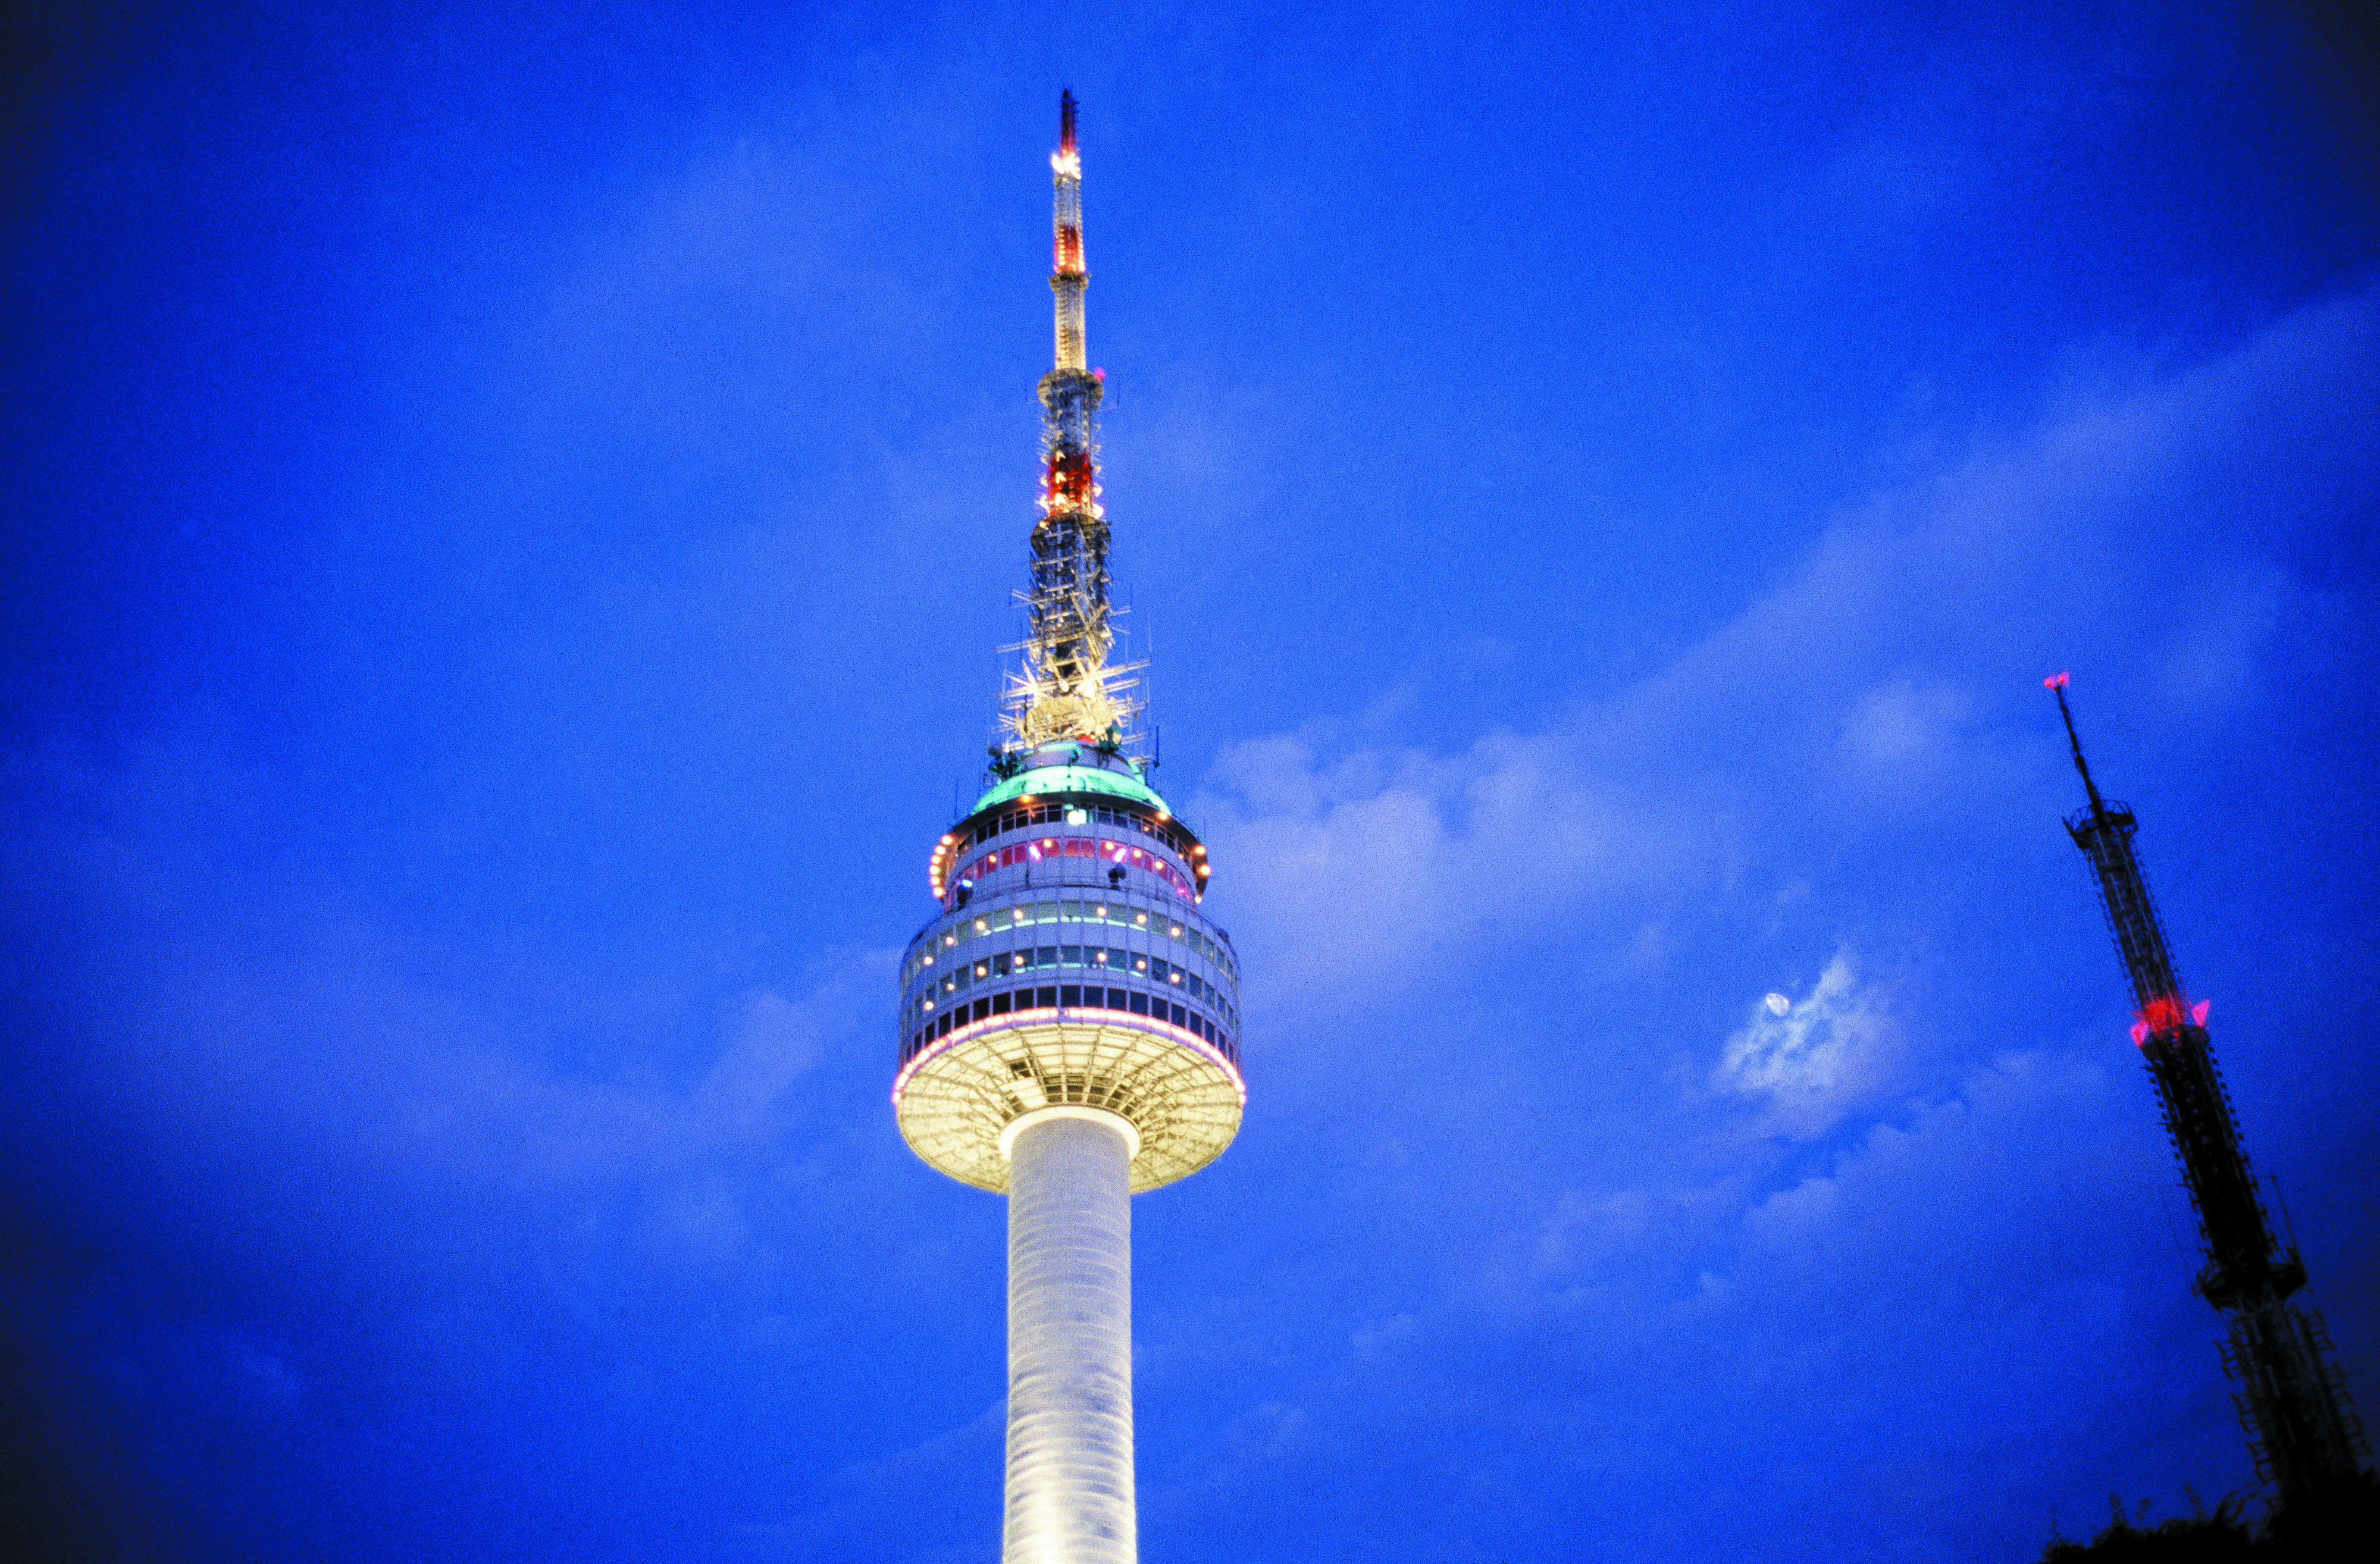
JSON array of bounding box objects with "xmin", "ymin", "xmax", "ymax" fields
[
  {"xmin": 1003, "ymin": 89, "xmax": 1143, "ymax": 753},
  {"xmin": 2049, "ymin": 673, "xmax": 2369, "ymax": 1509}
]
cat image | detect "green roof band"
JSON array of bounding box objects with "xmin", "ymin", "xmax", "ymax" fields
[{"xmin": 966, "ymin": 763, "xmax": 1173, "ymax": 820}]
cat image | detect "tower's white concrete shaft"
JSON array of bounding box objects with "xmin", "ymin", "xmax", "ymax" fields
[
  {"xmin": 892, "ymin": 90, "xmax": 1243, "ymax": 1564},
  {"xmin": 1004, "ymin": 1108, "xmax": 1138, "ymax": 1564}
]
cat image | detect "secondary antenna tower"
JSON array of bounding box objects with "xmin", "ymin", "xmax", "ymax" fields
[{"xmin": 2047, "ymin": 673, "xmax": 2368, "ymax": 1509}]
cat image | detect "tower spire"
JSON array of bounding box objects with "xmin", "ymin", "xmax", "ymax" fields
[
  {"xmin": 2045, "ymin": 670, "xmax": 2108, "ymax": 821},
  {"xmin": 2047, "ymin": 674, "xmax": 2369, "ymax": 1510},
  {"xmin": 1052, "ymin": 87, "xmax": 1085, "ymax": 369},
  {"xmin": 1006, "ymin": 91, "xmax": 1137, "ymax": 752}
]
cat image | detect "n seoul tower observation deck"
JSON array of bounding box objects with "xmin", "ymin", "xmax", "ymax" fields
[{"xmin": 891, "ymin": 92, "xmax": 1245, "ymax": 1564}]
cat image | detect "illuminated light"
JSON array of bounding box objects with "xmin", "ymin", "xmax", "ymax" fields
[
  {"xmin": 2044, "ymin": 670, "xmax": 2071, "ymax": 689},
  {"xmin": 2132, "ymin": 1021, "xmax": 2150, "ymax": 1046},
  {"xmin": 2193, "ymin": 999, "xmax": 2211, "ymax": 1025}
]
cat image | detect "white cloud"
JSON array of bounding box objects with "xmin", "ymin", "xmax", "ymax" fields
[
  {"xmin": 418, "ymin": 953, "xmax": 887, "ymax": 1204},
  {"xmin": 1714, "ymin": 949, "xmax": 1897, "ymax": 1137},
  {"xmin": 1197, "ymin": 720, "xmax": 1708, "ymax": 1014},
  {"xmin": 1837, "ymin": 677, "xmax": 1973, "ymax": 792}
]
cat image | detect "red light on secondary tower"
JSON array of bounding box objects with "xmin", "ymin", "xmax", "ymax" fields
[{"xmin": 2128, "ymin": 993, "xmax": 2209, "ymax": 1045}]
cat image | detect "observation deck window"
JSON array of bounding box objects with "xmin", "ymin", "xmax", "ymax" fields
[
  {"xmin": 909, "ymin": 949, "xmax": 1236, "ymax": 1029},
  {"xmin": 905, "ymin": 895, "xmax": 1238, "ymax": 986},
  {"xmin": 901, "ymin": 985, "xmax": 1239, "ymax": 1068},
  {"xmin": 951, "ymin": 834, "xmax": 1198, "ymax": 902},
  {"xmin": 965, "ymin": 800, "xmax": 1198, "ymax": 863}
]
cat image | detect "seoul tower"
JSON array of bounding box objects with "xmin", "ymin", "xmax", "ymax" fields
[
  {"xmin": 893, "ymin": 92, "xmax": 1245, "ymax": 1564},
  {"xmin": 2047, "ymin": 675, "xmax": 2369, "ymax": 1511}
]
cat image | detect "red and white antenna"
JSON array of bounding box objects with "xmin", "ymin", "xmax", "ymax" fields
[
  {"xmin": 1004, "ymin": 92, "xmax": 1141, "ymax": 751},
  {"xmin": 1050, "ymin": 87, "xmax": 1087, "ymax": 371}
]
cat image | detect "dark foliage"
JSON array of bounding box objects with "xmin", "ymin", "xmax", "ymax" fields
[
  {"xmin": 2042, "ymin": 1474, "xmax": 2380, "ymax": 1563},
  {"xmin": 2043, "ymin": 1494, "xmax": 2255, "ymax": 1563}
]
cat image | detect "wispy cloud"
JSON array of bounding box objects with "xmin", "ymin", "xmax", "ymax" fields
[
  {"xmin": 1197, "ymin": 286, "xmax": 2378, "ymax": 1053},
  {"xmin": 1714, "ymin": 948, "xmax": 1896, "ymax": 1137}
]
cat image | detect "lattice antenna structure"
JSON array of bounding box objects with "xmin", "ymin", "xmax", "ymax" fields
[
  {"xmin": 2047, "ymin": 673, "xmax": 2369, "ymax": 1509},
  {"xmin": 1004, "ymin": 88, "xmax": 1141, "ymax": 753}
]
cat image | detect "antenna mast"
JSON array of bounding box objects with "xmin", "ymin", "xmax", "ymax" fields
[
  {"xmin": 1006, "ymin": 89, "xmax": 1141, "ymax": 752},
  {"xmin": 2046, "ymin": 673, "xmax": 2369, "ymax": 1509}
]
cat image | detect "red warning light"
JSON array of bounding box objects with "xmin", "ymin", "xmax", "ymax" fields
[
  {"xmin": 2044, "ymin": 670, "xmax": 2071, "ymax": 689},
  {"xmin": 2128, "ymin": 997, "xmax": 2207, "ymax": 1045}
]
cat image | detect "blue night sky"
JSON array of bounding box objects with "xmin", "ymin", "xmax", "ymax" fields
[{"xmin": 5, "ymin": 3, "xmax": 2376, "ymax": 1560}]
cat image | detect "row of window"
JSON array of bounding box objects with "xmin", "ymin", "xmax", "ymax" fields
[
  {"xmin": 964, "ymin": 800, "xmax": 1195, "ymax": 860},
  {"xmin": 909, "ymin": 898, "xmax": 1238, "ymax": 985},
  {"xmin": 900, "ymin": 985, "xmax": 1237, "ymax": 1067},
  {"xmin": 952, "ymin": 836, "xmax": 1198, "ymax": 902},
  {"xmin": 912, "ymin": 945, "xmax": 1236, "ymax": 1027}
]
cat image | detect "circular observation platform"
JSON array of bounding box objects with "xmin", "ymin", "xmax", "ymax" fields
[
  {"xmin": 896, "ymin": 744, "xmax": 1244, "ymax": 1193},
  {"xmin": 895, "ymin": 1008, "xmax": 1241, "ymax": 1193}
]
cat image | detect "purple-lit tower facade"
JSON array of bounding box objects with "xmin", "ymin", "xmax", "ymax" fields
[{"xmin": 892, "ymin": 93, "xmax": 1245, "ymax": 1564}]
